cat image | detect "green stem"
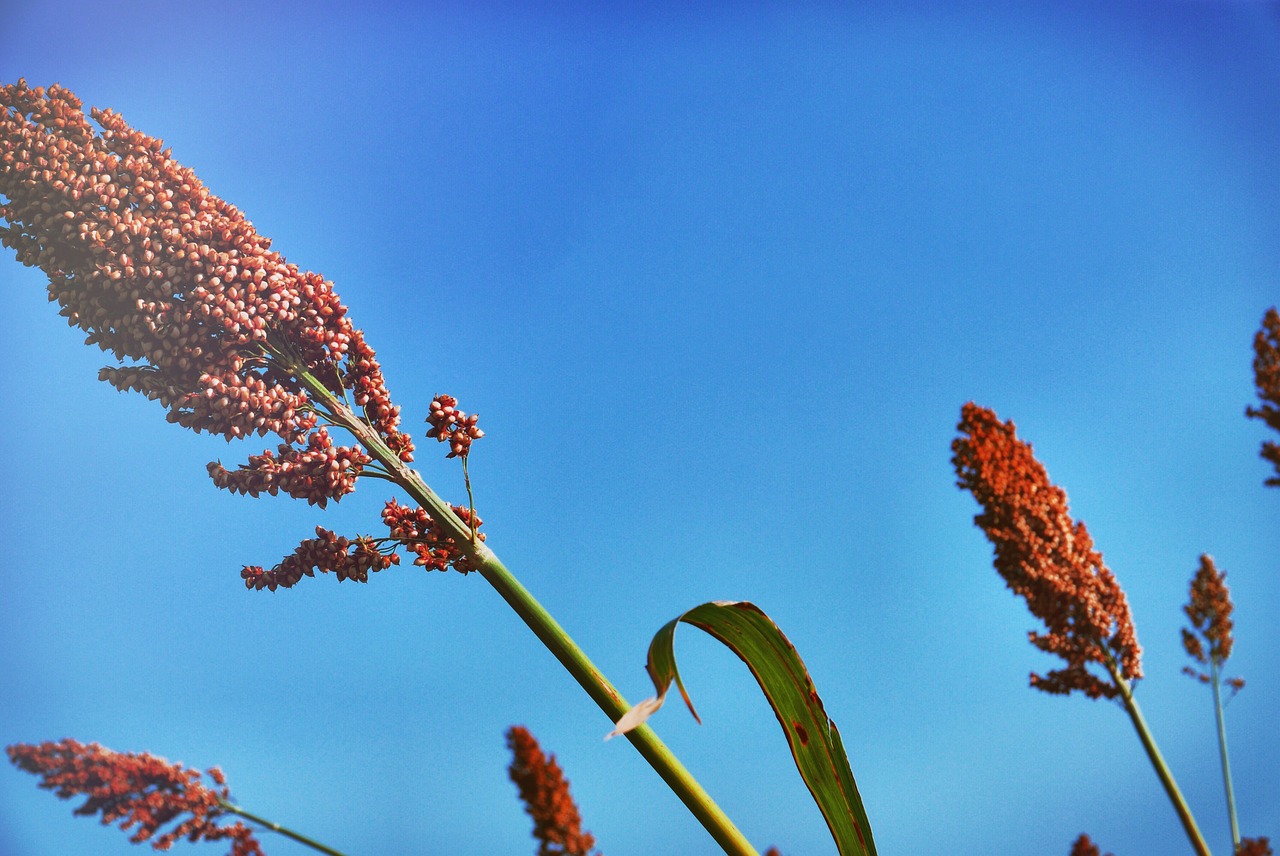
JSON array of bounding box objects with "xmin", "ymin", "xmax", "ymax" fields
[
  {"xmin": 296, "ymin": 370, "xmax": 759, "ymax": 856},
  {"xmin": 219, "ymin": 801, "xmax": 348, "ymax": 856},
  {"xmin": 1105, "ymin": 660, "xmax": 1211, "ymax": 856},
  {"xmin": 1210, "ymin": 662, "xmax": 1241, "ymax": 852},
  {"xmin": 462, "ymin": 454, "xmax": 477, "ymax": 543}
]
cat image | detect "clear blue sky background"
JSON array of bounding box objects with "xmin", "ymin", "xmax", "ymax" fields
[{"xmin": 1, "ymin": 3, "xmax": 1277, "ymax": 855}]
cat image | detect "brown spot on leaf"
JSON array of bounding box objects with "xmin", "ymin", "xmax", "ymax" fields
[{"xmin": 792, "ymin": 721, "xmax": 809, "ymax": 745}]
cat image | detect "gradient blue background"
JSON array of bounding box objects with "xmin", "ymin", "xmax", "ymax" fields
[{"xmin": 1, "ymin": 3, "xmax": 1277, "ymax": 855}]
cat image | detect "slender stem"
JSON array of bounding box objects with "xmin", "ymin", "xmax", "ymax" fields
[
  {"xmin": 1210, "ymin": 662, "xmax": 1241, "ymax": 852},
  {"xmin": 219, "ymin": 801, "xmax": 348, "ymax": 856},
  {"xmin": 294, "ymin": 369, "xmax": 759, "ymax": 856},
  {"xmin": 462, "ymin": 454, "xmax": 477, "ymax": 544},
  {"xmin": 1105, "ymin": 661, "xmax": 1212, "ymax": 856}
]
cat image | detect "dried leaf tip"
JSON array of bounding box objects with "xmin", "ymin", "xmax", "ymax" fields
[
  {"xmin": 604, "ymin": 694, "xmax": 669, "ymax": 741},
  {"xmin": 951, "ymin": 403, "xmax": 1142, "ymax": 699}
]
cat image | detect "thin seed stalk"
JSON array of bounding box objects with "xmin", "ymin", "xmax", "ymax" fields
[
  {"xmin": 295, "ymin": 369, "xmax": 759, "ymax": 856},
  {"xmin": 1209, "ymin": 661, "xmax": 1241, "ymax": 852},
  {"xmin": 1105, "ymin": 660, "xmax": 1211, "ymax": 856},
  {"xmin": 219, "ymin": 801, "xmax": 348, "ymax": 856}
]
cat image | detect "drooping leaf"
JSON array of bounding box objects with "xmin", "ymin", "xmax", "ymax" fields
[{"xmin": 608, "ymin": 600, "xmax": 876, "ymax": 856}]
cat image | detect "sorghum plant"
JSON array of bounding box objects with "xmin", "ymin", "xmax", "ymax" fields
[
  {"xmin": 2, "ymin": 79, "xmax": 873, "ymax": 856},
  {"xmin": 1182, "ymin": 556, "xmax": 1251, "ymax": 854},
  {"xmin": 952, "ymin": 402, "xmax": 1209, "ymax": 856}
]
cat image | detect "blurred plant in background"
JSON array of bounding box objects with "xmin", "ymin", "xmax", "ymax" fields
[{"xmin": 1247, "ymin": 308, "xmax": 1280, "ymax": 485}]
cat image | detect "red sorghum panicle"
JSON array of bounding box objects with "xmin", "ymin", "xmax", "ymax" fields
[
  {"xmin": 506, "ymin": 726, "xmax": 599, "ymax": 856},
  {"xmin": 1246, "ymin": 307, "xmax": 1280, "ymax": 485},
  {"xmin": 952, "ymin": 403, "xmax": 1142, "ymax": 699},
  {"xmin": 426, "ymin": 394, "xmax": 483, "ymax": 459},
  {"xmin": 0, "ymin": 80, "xmax": 413, "ymax": 508},
  {"xmin": 1181, "ymin": 554, "xmax": 1243, "ymax": 688},
  {"xmin": 239, "ymin": 526, "xmax": 398, "ymax": 591},
  {"xmin": 1238, "ymin": 837, "xmax": 1274, "ymax": 856},
  {"xmin": 7, "ymin": 739, "xmax": 263, "ymax": 856},
  {"xmin": 1069, "ymin": 834, "xmax": 1112, "ymax": 856},
  {"xmin": 381, "ymin": 498, "xmax": 484, "ymax": 573}
]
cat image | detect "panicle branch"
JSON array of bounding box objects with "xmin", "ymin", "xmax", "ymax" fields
[{"xmin": 951, "ymin": 403, "xmax": 1142, "ymax": 699}]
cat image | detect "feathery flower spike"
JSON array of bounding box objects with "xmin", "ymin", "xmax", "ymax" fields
[
  {"xmin": 1246, "ymin": 307, "xmax": 1280, "ymax": 485},
  {"xmin": 952, "ymin": 403, "xmax": 1142, "ymax": 699},
  {"xmin": 7, "ymin": 739, "xmax": 263, "ymax": 855},
  {"xmin": 506, "ymin": 727, "xmax": 599, "ymax": 856}
]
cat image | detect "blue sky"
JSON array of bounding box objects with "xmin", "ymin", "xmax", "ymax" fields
[{"xmin": 1, "ymin": 3, "xmax": 1278, "ymax": 855}]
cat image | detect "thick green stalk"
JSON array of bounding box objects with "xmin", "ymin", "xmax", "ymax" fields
[
  {"xmin": 1209, "ymin": 662, "xmax": 1241, "ymax": 852},
  {"xmin": 1105, "ymin": 661, "xmax": 1211, "ymax": 856},
  {"xmin": 219, "ymin": 801, "xmax": 348, "ymax": 856},
  {"xmin": 297, "ymin": 371, "xmax": 759, "ymax": 856}
]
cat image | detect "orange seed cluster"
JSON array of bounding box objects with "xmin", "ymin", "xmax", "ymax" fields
[{"xmin": 952, "ymin": 403, "xmax": 1142, "ymax": 699}]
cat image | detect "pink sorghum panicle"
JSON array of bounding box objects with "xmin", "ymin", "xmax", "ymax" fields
[
  {"xmin": 7, "ymin": 739, "xmax": 263, "ymax": 856},
  {"xmin": 0, "ymin": 80, "xmax": 454, "ymax": 590},
  {"xmin": 952, "ymin": 403, "xmax": 1142, "ymax": 699},
  {"xmin": 0, "ymin": 79, "xmax": 413, "ymax": 512}
]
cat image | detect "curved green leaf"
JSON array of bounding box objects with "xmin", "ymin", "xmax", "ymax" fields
[{"xmin": 608, "ymin": 600, "xmax": 876, "ymax": 856}]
